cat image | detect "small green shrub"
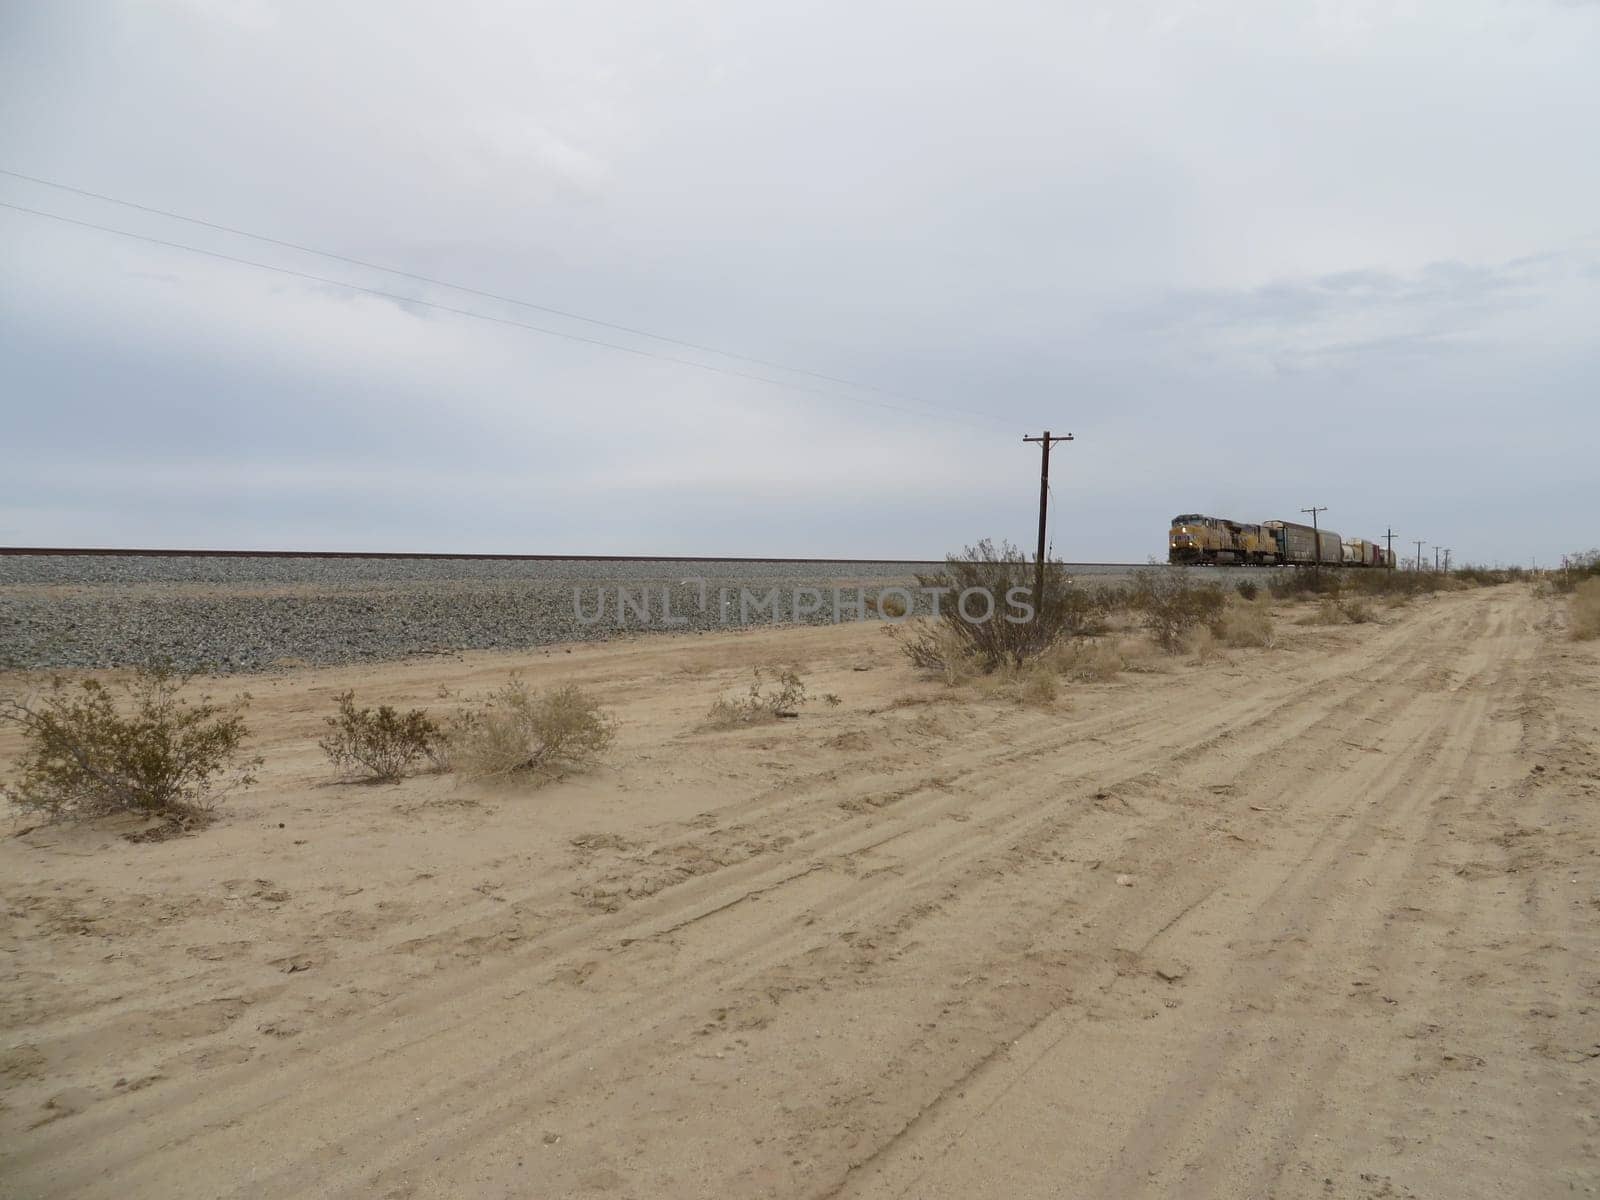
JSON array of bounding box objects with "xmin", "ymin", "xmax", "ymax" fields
[
  {"xmin": 0, "ymin": 665, "xmax": 257, "ymax": 824},
  {"xmin": 320, "ymin": 691, "xmax": 444, "ymax": 782},
  {"xmin": 452, "ymin": 677, "xmax": 616, "ymax": 780}
]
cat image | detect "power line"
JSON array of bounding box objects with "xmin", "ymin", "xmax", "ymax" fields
[
  {"xmin": 0, "ymin": 199, "xmax": 1006, "ymax": 431},
  {"xmin": 0, "ymin": 166, "xmax": 1004, "ymax": 427}
]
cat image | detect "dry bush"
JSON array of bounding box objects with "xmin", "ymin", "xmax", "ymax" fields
[
  {"xmin": 1236, "ymin": 580, "xmax": 1260, "ymax": 601},
  {"xmin": 1131, "ymin": 569, "xmax": 1226, "ymax": 652},
  {"xmin": 1571, "ymin": 578, "xmax": 1600, "ymax": 641},
  {"xmin": 868, "ymin": 590, "xmax": 909, "ymax": 618},
  {"xmin": 704, "ymin": 666, "xmax": 809, "ymax": 728},
  {"xmin": 320, "ymin": 691, "xmax": 444, "ymax": 782},
  {"xmin": 1214, "ymin": 595, "xmax": 1275, "ymax": 648},
  {"xmin": 1269, "ymin": 570, "xmax": 1343, "ymax": 600},
  {"xmin": 1343, "ymin": 599, "xmax": 1376, "ymax": 624},
  {"xmin": 1011, "ymin": 665, "xmax": 1059, "ymax": 707},
  {"xmin": 452, "ymin": 677, "xmax": 616, "ymax": 780},
  {"xmin": 1299, "ymin": 598, "xmax": 1346, "ymax": 625},
  {"xmin": 1185, "ymin": 625, "xmax": 1224, "ymax": 663},
  {"xmin": 904, "ymin": 539, "xmax": 1089, "ymax": 672},
  {"xmin": 1045, "ymin": 638, "xmax": 1126, "ymax": 681},
  {"xmin": 0, "ymin": 665, "xmax": 258, "ymax": 824}
]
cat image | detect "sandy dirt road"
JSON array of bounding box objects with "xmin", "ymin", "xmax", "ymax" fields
[{"xmin": 1, "ymin": 585, "xmax": 1596, "ymax": 1197}]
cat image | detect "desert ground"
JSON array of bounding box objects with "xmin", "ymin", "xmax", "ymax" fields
[{"xmin": 1, "ymin": 584, "xmax": 1596, "ymax": 1198}]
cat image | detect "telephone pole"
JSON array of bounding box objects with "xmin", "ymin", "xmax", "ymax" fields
[
  {"xmin": 1022, "ymin": 431, "xmax": 1073, "ymax": 609},
  {"xmin": 1442, "ymin": 548, "xmax": 1452, "ymax": 573},
  {"xmin": 1414, "ymin": 540, "xmax": 1426, "ymax": 572},
  {"xmin": 1301, "ymin": 506, "xmax": 1327, "ymax": 578},
  {"xmin": 1385, "ymin": 528, "xmax": 1397, "ymax": 570},
  {"xmin": 1434, "ymin": 546, "xmax": 1441, "ymax": 572}
]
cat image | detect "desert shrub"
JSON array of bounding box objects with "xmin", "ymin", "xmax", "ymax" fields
[
  {"xmin": 1299, "ymin": 598, "xmax": 1346, "ymax": 625},
  {"xmin": 1570, "ymin": 578, "xmax": 1600, "ymax": 641},
  {"xmin": 0, "ymin": 665, "xmax": 258, "ymax": 824},
  {"xmin": 868, "ymin": 590, "xmax": 909, "ymax": 618},
  {"xmin": 1455, "ymin": 565, "xmax": 1524, "ymax": 586},
  {"xmin": 890, "ymin": 620, "xmax": 985, "ymax": 685},
  {"xmin": 1269, "ymin": 570, "xmax": 1343, "ymax": 600},
  {"xmin": 1013, "ymin": 665, "xmax": 1059, "ymax": 706},
  {"xmin": 1214, "ymin": 595, "xmax": 1275, "ymax": 648},
  {"xmin": 452, "ymin": 677, "xmax": 615, "ymax": 779},
  {"xmin": 704, "ymin": 666, "xmax": 809, "ymax": 728},
  {"xmin": 1236, "ymin": 580, "xmax": 1259, "ymax": 602},
  {"xmin": 903, "ymin": 539, "xmax": 1089, "ymax": 672},
  {"xmin": 1131, "ymin": 569, "xmax": 1227, "ymax": 652},
  {"xmin": 1045, "ymin": 638, "xmax": 1126, "ymax": 681},
  {"xmin": 1343, "ymin": 599, "xmax": 1375, "ymax": 624},
  {"xmin": 1552, "ymin": 550, "xmax": 1600, "ymax": 595},
  {"xmin": 1185, "ymin": 625, "xmax": 1223, "ymax": 663},
  {"xmin": 320, "ymin": 691, "xmax": 444, "ymax": 782}
]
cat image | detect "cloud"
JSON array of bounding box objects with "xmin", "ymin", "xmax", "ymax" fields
[{"xmin": 1, "ymin": 0, "xmax": 1597, "ymax": 563}]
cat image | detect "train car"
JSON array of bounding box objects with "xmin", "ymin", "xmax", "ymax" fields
[
  {"xmin": 1342, "ymin": 539, "xmax": 1364, "ymax": 565},
  {"xmin": 1316, "ymin": 529, "xmax": 1342, "ymax": 565},
  {"xmin": 1264, "ymin": 520, "xmax": 1318, "ymax": 566}
]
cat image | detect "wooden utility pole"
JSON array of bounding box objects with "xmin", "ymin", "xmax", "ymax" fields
[
  {"xmin": 1434, "ymin": 546, "xmax": 1441, "ymax": 572},
  {"xmin": 1301, "ymin": 506, "xmax": 1327, "ymax": 578},
  {"xmin": 1414, "ymin": 540, "xmax": 1426, "ymax": 572},
  {"xmin": 1442, "ymin": 548, "xmax": 1452, "ymax": 573},
  {"xmin": 1023, "ymin": 431, "xmax": 1073, "ymax": 609},
  {"xmin": 1385, "ymin": 527, "xmax": 1397, "ymax": 570}
]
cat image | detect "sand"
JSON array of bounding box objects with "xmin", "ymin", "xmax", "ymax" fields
[{"xmin": 1, "ymin": 585, "xmax": 1595, "ymax": 1198}]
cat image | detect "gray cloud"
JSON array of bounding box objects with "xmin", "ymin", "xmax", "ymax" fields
[{"xmin": 1, "ymin": 0, "xmax": 1596, "ymax": 563}]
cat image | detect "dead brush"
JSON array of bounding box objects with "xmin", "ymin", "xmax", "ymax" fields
[
  {"xmin": 1131, "ymin": 569, "xmax": 1226, "ymax": 652},
  {"xmin": 450, "ymin": 676, "xmax": 616, "ymax": 781},
  {"xmin": 1570, "ymin": 578, "xmax": 1600, "ymax": 640},
  {"xmin": 704, "ymin": 665, "xmax": 809, "ymax": 728},
  {"xmin": 889, "ymin": 620, "xmax": 982, "ymax": 686},
  {"xmin": 1299, "ymin": 597, "xmax": 1375, "ymax": 626},
  {"xmin": 1044, "ymin": 638, "xmax": 1125, "ymax": 681},
  {"xmin": 1213, "ymin": 594, "xmax": 1275, "ymax": 648},
  {"xmin": 1184, "ymin": 625, "xmax": 1225, "ymax": 663}
]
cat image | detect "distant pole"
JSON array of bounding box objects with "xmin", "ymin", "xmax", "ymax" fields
[
  {"xmin": 1434, "ymin": 546, "xmax": 1441, "ymax": 572},
  {"xmin": 1301, "ymin": 506, "xmax": 1328, "ymax": 579},
  {"xmin": 1385, "ymin": 527, "xmax": 1397, "ymax": 570},
  {"xmin": 1414, "ymin": 540, "xmax": 1426, "ymax": 571},
  {"xmin": 1443, "ymin": 548, "xmax": 1452, "ymax": 573},
  {"xmin": 1022, "ymin": 431, "xmax": 1074, "ymax": 611}
]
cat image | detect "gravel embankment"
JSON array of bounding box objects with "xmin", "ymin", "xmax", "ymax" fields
[
  {"xmin": 0, "ymin": 556, "xmax": 956, "ymax": 673},
  {"xmin": 0, "ymin": 555, "xmax": 1270, "ymax": 674}
]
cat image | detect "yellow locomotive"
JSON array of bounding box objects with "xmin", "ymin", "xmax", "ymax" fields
[{"xmin": 1168, "ymin": 514, "xmax": 1278, "ymax": 565}]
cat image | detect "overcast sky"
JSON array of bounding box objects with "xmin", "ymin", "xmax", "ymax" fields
[{"xmin": 2, "ymin": 1, "xmax": 1596, "ymax": 564}]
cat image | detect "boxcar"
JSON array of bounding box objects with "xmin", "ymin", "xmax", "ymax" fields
[
  {"xmin": 1264, "ymin": 520, "xmax": 1318, "ymax": 565},
  {"xmin": 1316, "ymin": 529, "xmax": 1342, "ymax": 565}
]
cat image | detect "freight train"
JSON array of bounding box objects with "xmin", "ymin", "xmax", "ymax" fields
[{"xmin": 1168, "ymin": 514, "xmax": 1395, "ymax": 567}]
